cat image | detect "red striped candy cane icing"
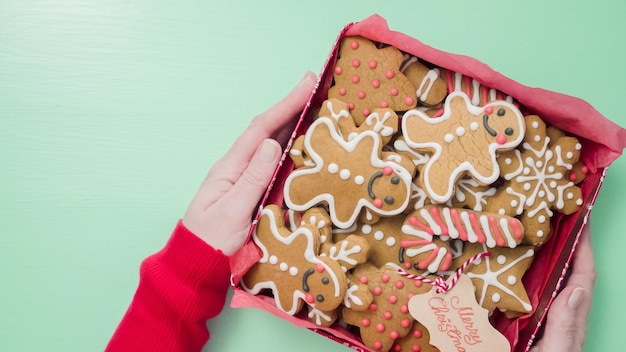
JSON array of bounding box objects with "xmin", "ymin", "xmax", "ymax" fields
[{"xmin": 404, "ymin": 205, "xmax": 523, "ymax": 249}]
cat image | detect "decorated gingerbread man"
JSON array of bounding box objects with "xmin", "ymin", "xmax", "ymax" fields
[
  {"xmin": 241, "ymin": 205, "xmax": 348, "ymax": 318},
  {"xmin": 284, "ymin": 117, "xmax": 413, "ymax": 229},
  {"xmin": 401, "ymin": 91, "xmax": 525, "ymax": 203}
]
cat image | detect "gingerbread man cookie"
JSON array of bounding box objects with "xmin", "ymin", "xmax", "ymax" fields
[
  {"xmin": 328, "ymin": 36, "xmax": 417, "ymax": 124},
  {"xmin": 241, "ymin": 205, "xmax": 347, "ymax": 318},
  {"xmin": 484, "ymin": 115, "xmax": 584, "ymax": 245},
  {"xmin": 402, "ymin": 91, "xmax": 525, "ymax": 203},
  {"xmin": 284, "ymin": 117, "xmax": 413, "ymax": 229}
]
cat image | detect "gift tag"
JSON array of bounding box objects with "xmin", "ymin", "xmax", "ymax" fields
[{"xmin": 408, "ymin": 274, "xmax": 510, "ymax": 352}]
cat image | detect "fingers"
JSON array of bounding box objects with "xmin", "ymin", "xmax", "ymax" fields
[
  {"xmin": 219, "ymin": 71, "xmax": 317, "ymax": 174},
  {"xmin": 224, "ymin": 138, "xmax": 282, "ymax": 210},
  {"xmin": 531, "ymin": 224, "xmax": 594, "ymax": 352},
  {"xmin": 569, "ymin": 224, "xmax": 596, "ymax": 288},
  {"xmin": 531, "ymin": 285, "xmax": 590, "ymax": 352}
]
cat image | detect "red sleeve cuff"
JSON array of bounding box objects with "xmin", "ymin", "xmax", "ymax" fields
[{"xmin": 153, "ymin": 220, "xmax": 231, "ymax": 289}]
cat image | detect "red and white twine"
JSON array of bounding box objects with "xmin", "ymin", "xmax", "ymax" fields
[{"xmin": 396, "ymin": 251, "xmax": 491, "ymax": 293}]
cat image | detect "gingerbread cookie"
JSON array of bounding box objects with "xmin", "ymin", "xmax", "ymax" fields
[
  {"xmin": 448, "ymin": 177, "xmax": 498, "ymax": 212},
  {"xmin": 241, "ymin": 205, "xmax": 348, "ymax": 319},
  {"xmin": 449, "ymin": 242, "xmax": 535, "ymax": 314},
  {"xmin": 328, "ymin": 36, "xmax": 417, "ymax": 124},
  {"xmin": 401, "ymin": 91, "xmax": 525, "ymax": 203},
  {"xmin": 403, "ymin": 205, "xmax": 524, "ymax": 249},
  {"xmin": 342, "ymin": 263, "xmax": 432, "ymax": 351},
  {"xmin": 335, "ymin": 216, "xmax": 452, "ymax": 274},
  {"xmin": 485, "ymin": 115, "xmax": 584, "ymax": 245},
  {"xmin": 390, "ymin": 320, "xmax": 439, "ymax": 352},
  {"xmin": 400, "ymin": 56, "xmax": 447, "ymax": 107},
  {"xmin": 289, "ymin": 99, "xmax": 400, "ymax": 169},
  {"xmin": 283, "ymin": 116, "xmax": 413, "ymax": 229},
  {"xmin": 443, "ymin": 69, "xmax": 515, "ymax": 107}
]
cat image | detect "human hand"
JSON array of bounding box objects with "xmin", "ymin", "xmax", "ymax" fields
[
  {"xmin": 182, "ymin": 71, "xmax": 318, "ymax": 255},
  {"xmin": 530, "ymin": 224, "xmax": 595, "ymax": 352}
]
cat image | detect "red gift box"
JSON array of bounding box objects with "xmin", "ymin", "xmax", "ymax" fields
[{"xmin": 229, "ymin": 14, "xmax": 626, "ymax": 352}]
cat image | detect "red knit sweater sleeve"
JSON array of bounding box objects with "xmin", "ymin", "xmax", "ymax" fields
[{"xmin": 106, "ymin": 220, "xmax": 231, "ymax": 352}]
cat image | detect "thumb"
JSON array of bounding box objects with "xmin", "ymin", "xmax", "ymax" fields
[
  {"xmin": 224, "ymin": 138, "xmax": 282, "ymax": 211},
  {"xmin": 531, "ymin": 286, "xmax": 587, "ymax": 352}
]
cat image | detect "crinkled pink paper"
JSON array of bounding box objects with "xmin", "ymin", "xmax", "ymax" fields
[{"xmin": 230, "ymin": 14, "xmax": 626, "ymax": 352}]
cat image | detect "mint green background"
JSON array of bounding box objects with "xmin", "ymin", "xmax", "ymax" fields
[{"xmin": 1, "ymin": 1, "xmax": 624, "ymax": 351}]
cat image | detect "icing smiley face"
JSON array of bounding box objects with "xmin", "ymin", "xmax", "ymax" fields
[
  {"xmin": 301, "ymin": 261, "xmax": 345, "ymax": 311},
  {"xmin": 284, "ymin": 117, "xmax": 413, "ymax": 229},
  {"xmin": 367, "ymin": 166, "xmax": 406, "ymax": 211},
  {"xmin": 481, "ymin": 103, "xmax": 523, "ymax": 146},
  {"xmin": 401, "ymin": 91, "xmax": 525, "ymax": 203}
]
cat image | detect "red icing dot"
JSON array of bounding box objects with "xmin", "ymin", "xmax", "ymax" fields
[
  {"xmin": 338, "ymin": 88, "xmax": 346, "ymax": 96},
  {"xmin": 352, "ymin": 59, "xmax": 361, "ymax": 68},
  {"xmin": 334, "ymin": 66, "xmax": 343, "ymax": 75},
  {"xmin": 376, "ymin": 323, "xmax": 386, "ymax": 333},
  {"xmin": 390, "ymin": 87, "xmax": 399, "ymax": 96},
  {"xmin": 395, "ymin": 280, "xmax": 404, "ymax": 289},
  {"xmin": 401, "ymin": 304, "xmax": 409, "ymax": 314},
  {"xmin": 362, "ymin": 108, "xmax": 370, "ymax": 116},
  {"xmin": 373, "ymin": 341, "xmax": 383, "ymax": 350},
  {"xmin": 393, "ymin": 344, "xmax": 402, "ymax": 352},
  {"xmin": 390, "ymin": 330, "xmax": 399, "ymax": 339},
  {"xmin": 373, "ymin": 286, "xmax": 382, "ymax": 296},
  {"xmin": 484, "ymin": 106, "xmax": 493, "ymax": 114},
  {"xmin": 358, "ymin": 91, "xmax": 366, "ymax": 99},
  {"xmin": 386, "ymin": 70, "xmax": 394, "ymax": 79},
  {"xmin": 362, "ymin": 318, "xmax": 371, "ymax": 327},
  {"xmin": 372, "ymin": 79, "xmax": 380, "ymax": 88},
  {"xmin": 403, "ymin": 262, "xmax": 412, "ymax": 269},
  {"xmin": 412, "ymin": 345, "xmax": 421, "ymax": 352},
  {"xmin": 359, "ymin": 276, "xmax": 368, "ymax": 284},
  {"xmin": 348, "ymin": 102, "xmax": 355, "ymax": 110},
  {"xmin": 413, "ymin": 280, "xmax": 422, "ymax": 288},
  {"xmin": 407, "ymin": 293, "xmax": 415, "ymax": 299},
  {"xmin": 388, "ymin": 295, "xmax": 398, "ymax": 304},
  {"xmin": 384, "ymin": 311, "xmax": 393, "ymax": 320},
  {"xmin": 305, "ymin": 293, "xmax": 314, "ymax": 303},
  {"xmin": 381, "ymin": 273, "xmax": 390, "ymax": 283},
  {"xmin": 569, "ymin": 172, "xmax": 577, "ymax": 182},
  {"xmin": 496, "ymin": 133, "xmax": 507, "ymax": 145},
  {"xmin": 369, "ymin": 60, "xmax": 378, "ymax": 69},
  {"xmin": 373, "ymin": 199, "xmax": 383, "ymax": 208},
  {"xmin": 368, "ymin": 303, "xmax": 377, "ymax": 312},
  {"xmin": 351, "ymin": 75, "xmax": 360, "ymax": 84},
  {"xmin": 404, "ymin": 96, "xmax": 414, "ymax": 106},
  {"xmin": 582, "ymin": 165, "xmax": 589, "ymax": 174},
  {"xmin": 380, "ymin": 100, "xmax": 388, "ymax": 108},
  {"xmin": 350, "ymin": 40, "xmax": 359, "ymax": 50},
  {"xmin": 413, "ymin": 329, "xmax": 422, "ymax": 338},
  {"xmin": 401, "ymin": 318, "xmax": 411, "ymax": 328},
  {"xmin": 316, "ymin": 263, "xmax": 325, "ymax": 273},
  {"xmin": 383, "ymin": 166, "xmax": 393, "ymax": 176}
]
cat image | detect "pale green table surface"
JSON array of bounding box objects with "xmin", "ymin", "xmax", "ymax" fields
[{"xmin": 2, "ymin": 1, "xmax": 625, "ymax": 351}]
